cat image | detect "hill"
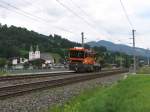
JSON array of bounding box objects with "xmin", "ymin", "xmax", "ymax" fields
[
  {"xmin": 87, "ymin": 40, "xmax": 150, "ymax": 57},
  {"xmin": 0, "ymin": 24, "xmax": 133, "ymax": 68},
  {"xmin": 0, "ymin": 24, "xmax": 83, "ymax": 58}
]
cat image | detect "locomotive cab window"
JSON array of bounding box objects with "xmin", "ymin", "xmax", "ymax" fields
[{"xmin": 70, "ymin": 51, "xmax": 84, "ymax": 58}]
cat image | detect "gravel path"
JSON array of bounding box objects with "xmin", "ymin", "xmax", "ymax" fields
[{"xmin": 0, "ymin": 73, "xmax": 127, "ymax": 112}]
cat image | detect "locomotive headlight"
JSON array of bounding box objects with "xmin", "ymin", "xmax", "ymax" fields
[{"xmin": 83, "ymin": 60, "xmax": 87, "ymax": 64}]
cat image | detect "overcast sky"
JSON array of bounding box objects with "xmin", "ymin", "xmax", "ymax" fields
[{"xmin": 0, "ymin": 0, "xmax": 150, "ymax": 49}]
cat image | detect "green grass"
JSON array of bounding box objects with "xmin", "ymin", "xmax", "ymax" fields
[
  {"xmin": 137, "ymin": 66, "xmax": 150, "ymax": 74},
  {"xmin": 49, "ymin": 75, "xmax": 150, "ymax": 112}
]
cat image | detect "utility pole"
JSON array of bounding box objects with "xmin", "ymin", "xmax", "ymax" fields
[
  {"xmin": 118, "ymin": 40, "xmax": 123, "ymax": 68},
  {"xmin": 81, "ymin": 32, "xmax": 84, "ymax": 48},
  {"xmin": 147, "ymin": 48, "xmax": 150, "ymax": 66},
  {"xmin": 132, "ymin": 29, "xmax": 136, "ymax": 73}
]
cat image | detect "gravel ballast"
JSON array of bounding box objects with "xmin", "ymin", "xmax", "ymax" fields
[{"xmin": 0, "ymin": 73, "xmax": 126, "ymax": 112}]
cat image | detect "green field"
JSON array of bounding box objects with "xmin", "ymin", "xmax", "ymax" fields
[
  {"xmin": 49, "ymin": 75, "xmax": 150, "ymax": 112},
  {"xmin": 0, "ymin": 71, "xmax": 7, "ymax": 76},
  {"xmin": 137, "ymin": 66, "xmax": 150, "ymax": 74}
]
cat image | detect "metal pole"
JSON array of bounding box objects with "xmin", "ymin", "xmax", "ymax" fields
[
  {"xmin": 147, "ymin": 49, "xmax": 150, "ymax": 66},
  {"xmin": 132, "ymin": 29, "xmax": 136, "ymax": 73},
  {"xmin": 118, "ymin": 40, "xmax": 123, "ymax": 68},
  {"xmin": 81, "ymin": 32, "xmax": 84, "ymax": 48},
  {"xmin": 148, "ymin": 57, "xmax": 150, "ymax": 66}
]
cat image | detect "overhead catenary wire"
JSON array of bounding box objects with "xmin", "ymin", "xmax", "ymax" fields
[
  {"xmin": 55, "ymin": 0, "xmax": 113, "ymax": 40},
  {"xmin": 69, "ymin": 0, "xmax": 101, "ymax": 28},
  {"xmin": 55, "ymin": 0, "xmax": 95, "ymax": 28},
  {"xmin": 68, "ymin": 0, "xmax": 118, "ymax": 40},
  {"xmin": 0, "ymin": 0, "xmax": 74, "ymax": 34},
  {"xmin": 69, "ymin": 0, "xmax": 92, "ymax": 20},
  {"xmin": 119, "ymin": 0, "xmax": 134, "ymax": 29},
  {"xmin": 23, "ymin": 0, "xmax": 79, "ymax": 35},
  {"xmin": 0, "ymin": 0, "xmax": 46, "ymax": 22},
  {"xmin": 119, "ymin": 0, "xmax": 136, "ymax": 73},
  {"xmin": 0, "ymin": 4, "xmax": 39, "ymax": 22},
  {"xmin": 23, "ymin": 0, "xmax": 45, "ymax": 13},
  {"xmin": 22, "ymin": 0, "xmax": 110, "ymax": 41}
]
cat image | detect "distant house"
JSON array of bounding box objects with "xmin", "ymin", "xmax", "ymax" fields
[
  {"xmin": 9, "ymin": 45, "xmax": 55, "ymax": 69},
  {"xmin": 11, "ymin": 57, "xmax": 28, "ymax": 65},
  {"xmin": 12, "ymin": 58, "xmax": 18, "ymax": 65},
  {"xmin": 24, "ymin": 53, "xmax": 54, "ymax": 69},
  {"xmin": 41, "ymin": 53, "xmax": 54, "ymax": 64},
  {"xmin": 40, "ymin": 53, "xmax": 54, "ymax": 68}
]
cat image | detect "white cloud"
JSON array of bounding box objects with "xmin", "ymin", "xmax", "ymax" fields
[{"xmin": 0, "ymin": 0, "xmax": 150, "ymax": 49}]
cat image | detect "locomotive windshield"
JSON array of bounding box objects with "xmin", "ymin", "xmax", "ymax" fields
[{"xmin": 70, "ymin": 50, "xmax": 84, "ymax": 58}]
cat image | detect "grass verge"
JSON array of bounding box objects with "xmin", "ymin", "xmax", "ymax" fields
[
  {"xmin": 49, "ymin": 74, "xmax": 150, "ymax": 112},
  {"xmin": 137, "ymin": 66, "xmax": 150, "ymax": 74}
]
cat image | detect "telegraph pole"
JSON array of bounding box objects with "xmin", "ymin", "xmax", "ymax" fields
[
  {"xmin": 118, "ymin": 40, "xmax": 123, "ymax": 68},
  {"xmin": 81, "ymin": 32, "xmax": 84, "ymax": 48},
  {"xmin": 132, "ymin": 29, "xmax": 136, "ymax": 73},
  {"xmin": 147, "ymin": 48, "xmax": 150, "ymax": 66}
]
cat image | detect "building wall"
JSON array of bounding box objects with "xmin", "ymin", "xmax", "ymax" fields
[
  {"xmin": 29, "ymin": 51, "xmax": 40, "ymax": 60},
  {"xmin": 12, "ymin": 59, "xmax": 18, "ymax": 65}
]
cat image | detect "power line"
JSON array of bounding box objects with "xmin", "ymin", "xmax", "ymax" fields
[
  {"xmin": 119, "ymin": 0, "xmax": 134, "ymax": 29},
  {"xmin": 119, "ymin": 0, "xmax": 137, "ymax": 73},
  {"xmin": 119, "ymin": 0, "xmax": 136, "ymax": 73},
  {"xmin": 23, "ymin": 0, "xmax": 44, "ymax": 12},
  {"xmin": 69, "ymin": 0, "xmax": 92, "ymax": 20},
  {"xmin": 0, "ymin": 0, "xmax": 74, "ymax": 33},
  {"xmin": 0, "ymin": 0, "xmax": 44, "ymax": 22},
  {"xmin": 69, "ymin": 0, "xmax": 101, "ymax": 29},
  {"xmin": 0, "ymin": 4, "xmax": 39, "ymax": 21},
  {"xmin": 55, "ymin": 0, "xmax": 93, "ymax": 27},
  {"xmin": 67, "ymin": 0, "xmax": 115, "ymax": 39},
  {"xmin": 69, "ymin": 0, "xmax": 103, "ymax": 29},
  {"xmin": 55, "ymin": 0, "xmax": 104, "ymax": 35},
  {"xmin": 22, "ymin": 0, "xmax": 78, "ymax": 34}
]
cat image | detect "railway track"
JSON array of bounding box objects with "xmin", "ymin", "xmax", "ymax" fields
[
  {"xmin": 0, "ymin": 69, "xmax": 128, "ymax": 100},
  {"xmin": 0, "ymin": 69, "xmax": 119, "ymax": 82},
  {"xmin": 0, "ymin": 71, "xmax": 75, "ymax": 81}
]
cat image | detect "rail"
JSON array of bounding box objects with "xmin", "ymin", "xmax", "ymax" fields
[{"xmin": 0, "ymin": 69, "xmax": 128, "ymax": 100}]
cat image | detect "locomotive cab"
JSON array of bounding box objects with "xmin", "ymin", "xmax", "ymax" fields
[{"xmin": 68, "ymin": 47, "xmax": 101, "ymax": 72}]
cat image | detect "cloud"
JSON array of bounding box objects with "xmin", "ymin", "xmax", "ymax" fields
[{"xmin": 0, "ymin": 0, "xmax": 150, "ymax": 49}]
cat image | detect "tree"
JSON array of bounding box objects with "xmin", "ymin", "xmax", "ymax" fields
[
  {"xmin": 28, "ymin": 59, "xmax": 45, "ymax": 69},
  {"xmin": 0, "ymin": 58, "xmax": 7, "ymax": 68}
]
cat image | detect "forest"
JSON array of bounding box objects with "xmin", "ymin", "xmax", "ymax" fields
[{"xmin": 0, "ymin": 24, "xmax": 133, "ymax": 67}]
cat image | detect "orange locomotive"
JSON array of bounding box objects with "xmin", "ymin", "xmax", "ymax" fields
[{"xmin": 68, "ymin": 47, "xmax": 101, "ymax": 72}]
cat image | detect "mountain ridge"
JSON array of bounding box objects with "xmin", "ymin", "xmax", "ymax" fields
[{"xmin": 87, "ymin": 40, "xmax": 150, "ymax": 57}]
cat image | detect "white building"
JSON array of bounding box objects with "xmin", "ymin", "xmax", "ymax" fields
[
  {"xmin": 40, "ymin": 53, "xmax": 54, "ymax": 64},
  {"xmin": 29, "ymin": 45, "xmax": 40, "ymax": 60},
  {"xmin": 12, "ymin": 59, "xmax": 18, "ymax": 65},
  {"xmin": 40, "ymin": 53, "xmax": 54, "ymax": 68},
  {"xmin": 12, "ymin": 58, "xmax": 28, "ymax": 65}
]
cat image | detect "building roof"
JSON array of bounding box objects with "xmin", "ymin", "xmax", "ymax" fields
[{"xmin": 40, "ymin": 53, "xmax": 54, "ymax": 60}]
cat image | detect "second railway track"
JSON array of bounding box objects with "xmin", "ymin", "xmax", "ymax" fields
[
  {"xmin": 0, "ymin": 69, "xmax": 128, "ymax": 100},
  {"xmin": 0, "ymin": 69, "xmax": 120, "ymax": 82},
  {"xmin": 0, "ymin": 71, "xmax": 75, "ymax": 81}
]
